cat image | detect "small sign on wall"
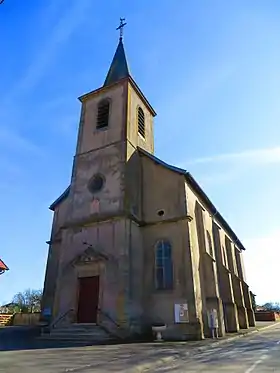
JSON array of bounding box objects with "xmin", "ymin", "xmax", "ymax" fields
[
  {"xmin": 174, "ymin": 303, "xmax": 189, "ymax": 323},
  {"xmin": 42, "ymin": 307, "xmax": 51, "ymax": 317}
]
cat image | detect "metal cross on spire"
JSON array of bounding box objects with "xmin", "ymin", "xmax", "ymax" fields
[{"xmin": 116, "ymin": 18, "xmax": 127, "ymax": 40}]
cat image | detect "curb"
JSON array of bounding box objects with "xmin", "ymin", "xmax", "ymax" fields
[{"xmin": 132, "ymin": 322, "xmax": 280, "ymax": 372}]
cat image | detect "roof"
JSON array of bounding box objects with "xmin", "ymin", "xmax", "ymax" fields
[
  {"xmin": 0, "ymin": 259, "xmax": 9, "ymax": 271},
  {"xmin": 138, "ymin": 147, "xmax": 246, "ymax": 251},
  {"xmin": 138, "ymin": 147, "xmax": 186, "ymax": 175},
  {"xmin": 104, "ymin": 38, "xmax": 130, "ymax": 87},
  {"xmin": 128, "ymin": 76, "xmax": 157, "ymax": 117},
  {"xmin": 0, "ymin": 302, "xmax": 17, "ymax": 308},
  {"xmin": 49, "ymin": 186, "xmax": 70, "ymax": 211}
]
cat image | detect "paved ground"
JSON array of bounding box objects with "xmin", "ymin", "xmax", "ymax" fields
[
  {"xmin": 0, "ymin": 322, "xmax": 279, "ymax": 372},
  {"xmin": 150, "ymin": 323, "xmax": 280, "ymax": 372}
]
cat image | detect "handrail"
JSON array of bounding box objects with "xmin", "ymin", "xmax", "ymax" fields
[
  {"xmin": 97, "ymin": 308, "xmax": 122, "ymax": 329},
  {"xmin": 97, "ymin": 308, "xmax": 128, "ymax": 340},
  {"xmin": 50, "ymin": 308, "xmax": 74, "ymax": 329}
]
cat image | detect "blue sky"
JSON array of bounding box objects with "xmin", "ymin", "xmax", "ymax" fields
[{"xmin": 1, "ymin": 0, "xmax": 280, "ymax": 306}]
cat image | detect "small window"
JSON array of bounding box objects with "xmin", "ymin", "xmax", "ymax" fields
[
  {"xmin": 155, "ymin": 240, "xmax": 173, "ymax": 290},
  {"xmin": 206, "ymin": 231, "xmax": 214, "ymax": 257},
  {"xmin": 97, "ymin": 99, "xmax": 110, "ymax": 129},
  {"xmin": 137, "ymin": 107, "xmax": 145, "ymax": 138},
  {"xmin": 157, "ymin": 210, "xmax": 165, "ymax": 217}
]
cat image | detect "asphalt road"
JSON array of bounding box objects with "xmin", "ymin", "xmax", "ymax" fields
[
  {"xmin": 150, "ymin": 323, "xmax": 280, "ymax": 372},
  {"xmin": 0, "ymin": 323, "xmax": 280, "ymax": 372}
]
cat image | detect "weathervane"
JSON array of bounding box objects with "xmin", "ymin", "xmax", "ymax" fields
[{"xmin": 116, "ymin": 17, "xmax": 127, "ymax": 40}]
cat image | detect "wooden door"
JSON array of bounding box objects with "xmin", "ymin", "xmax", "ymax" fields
[{"xmin": 77, "ymin": 276, "xmax": 99, "ymax": 323}]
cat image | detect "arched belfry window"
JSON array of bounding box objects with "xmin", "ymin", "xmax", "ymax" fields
[
  {"xmin": 96, "ymin": 99, "xmax": 110, "ymax": 129},
  {"xmin": 137, "ymin": 107, "xmax": 145, "ymax": 138},
  {"xmin": 155, "ymin": 240, "xmax": 173, "ymax": 290},
  {"xmin": 222, "ymin": 245, "xmax": 228, "ymax": 268},
  {"xmin": 206, "ymin": 231, "xmax": 214, "ymax": 257}
]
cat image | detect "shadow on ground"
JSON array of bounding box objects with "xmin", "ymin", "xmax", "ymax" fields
[{"xmin": 0, "ymin": 326, "xmax": 97, "ymax": 351}]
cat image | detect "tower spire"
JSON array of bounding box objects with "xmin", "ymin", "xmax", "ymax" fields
[{"xmin": 103, "ymin": 18, "xmax": 130, "ymax": 87}]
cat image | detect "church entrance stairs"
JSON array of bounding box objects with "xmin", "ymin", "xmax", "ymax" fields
[{"xmin": 39, "ymin": 323, "xmax": 117, "ymax": 343}]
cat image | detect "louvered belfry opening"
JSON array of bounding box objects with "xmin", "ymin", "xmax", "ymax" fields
[
  {"xmin": 137, "ymin": 107, "xmax": 145, "ymax": 138},
  {"xmin": 97, "ymin": 99, "xmax": 110, "ymax": 129}
]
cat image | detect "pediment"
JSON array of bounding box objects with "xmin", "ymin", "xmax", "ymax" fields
[{"xmin": 72, "ymin": 246, "xmax": 108, "ymax": 266}]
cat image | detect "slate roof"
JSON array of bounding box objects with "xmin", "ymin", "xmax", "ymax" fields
[
  {"xmin": 49, "ymin": 186, "xmax": 70, "ymax": 211},
  {"xmin": 103, "ymin": 38, "xmax": 130, "ymax": 87}
]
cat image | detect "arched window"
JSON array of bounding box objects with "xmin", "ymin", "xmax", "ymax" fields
[
  {"xmin": 137, "ymin": 107, "xmax": 145, "ymax": 138},
  {"xmin": 155, "ymin": 240, "xmax": 173, "ymax": 290},
  {"xmin": 206, "ymin": 231, "xmax": 214, "ymax": 257},
  {"xmin": 96, "ymin": 99, "xmax": 110, "ymax": 129},
  {"xmin": 222, "ymin": 245, "xmax": 228, "ymax": 268}
]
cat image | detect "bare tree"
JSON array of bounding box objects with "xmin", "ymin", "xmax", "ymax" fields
[{"xmin": 12, "ymin": 289, "xmax": 42, "ymax": 313}]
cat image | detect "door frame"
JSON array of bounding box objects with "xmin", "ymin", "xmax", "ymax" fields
[
  {"xmin": 76, "ymin": 275, "xmax": 100, "ymax": 324},
  {"xmin": 74, "ymin": 263, "xmax": 105, "ymax": 324}
]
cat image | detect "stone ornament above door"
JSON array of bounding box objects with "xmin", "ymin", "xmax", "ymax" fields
[
  {"xmin": 62, "ymin": 244, "xmax": 118, "ymax": 276},
  {"xmin": 72, "ymin": 246, "xmax": 109, "ymax": 267}
]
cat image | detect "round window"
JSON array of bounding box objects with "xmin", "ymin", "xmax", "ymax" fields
[{"xmin": 88, "ymin": 174, "xmax": 105, "ymax": 194}]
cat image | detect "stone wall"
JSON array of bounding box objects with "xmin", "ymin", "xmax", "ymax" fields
[
  {"xmin": 13, "ymin": 313, "xmax": 40, "ymax": 326},
  {"xmin": 255, "ymin": 311, "xmax": 280, "ymax": 321}
]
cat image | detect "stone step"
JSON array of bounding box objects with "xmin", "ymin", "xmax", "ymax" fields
[
  {"xmin": 51, "ymin": 327, "xmax": 108, "ymax": 334},
  {"xmin": 50, "ymin": 330, "xmax": 109, "ymax": 337},
  {"xmin": 43, "ymin": 334, "xmax": 113, "ymax": 341},
  {"xmin": 41, "ymin": 325, "xmax": 115, "ymax": 342},
  {"xmin": 70, "ymin": 323, "xmax": 98, "ymax": 327},
  {"xmin": 50, "ymin": 326, "xmax": 103, "ymax": 331}
]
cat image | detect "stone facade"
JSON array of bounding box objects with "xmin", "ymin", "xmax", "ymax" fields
[{"xmin": 41, "ymin": 37, "xmax": 255, "ymax": 340}]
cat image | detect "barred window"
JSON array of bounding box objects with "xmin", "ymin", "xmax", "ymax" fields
[
  {"xmin": 96, "ymin": 99, "xmax": 110, "ymax": 129},
  {"xmin": 137, "ymin": 107, "xmax": 145, "ymax": 138},
  {"xmin": 155, "ymin": 240, "xmax": 173, "ymax": 290}
]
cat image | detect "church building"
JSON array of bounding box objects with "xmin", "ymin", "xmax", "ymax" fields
[{"xmin": 41, "ymin": 24, "xmax": 255, "ymax": 341}]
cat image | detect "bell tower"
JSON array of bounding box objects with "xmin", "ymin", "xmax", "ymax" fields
[{"xmin": 69, "ymin": 19, "xmax": 156, "ymax": 223}]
